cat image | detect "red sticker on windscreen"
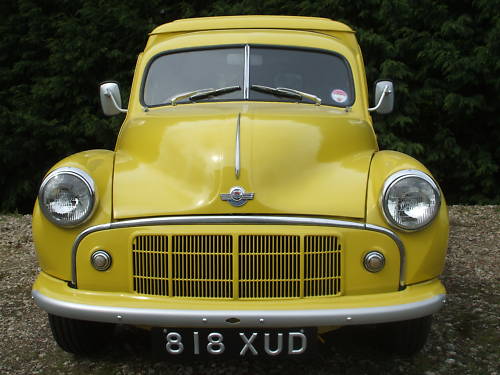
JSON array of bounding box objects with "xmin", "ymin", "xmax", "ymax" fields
[{"xmin": 331, "ymin": 89, "xmax": 348, "ymax": 103}]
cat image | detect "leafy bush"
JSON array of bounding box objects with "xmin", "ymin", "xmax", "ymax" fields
[{"xmin": 0, "ymin": 0, "xmax": 498, "ymax": 212}]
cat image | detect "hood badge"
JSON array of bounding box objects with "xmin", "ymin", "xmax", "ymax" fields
[{"xmin": 221, "ymin": 186, "xmax": 254, "ymax": 207}]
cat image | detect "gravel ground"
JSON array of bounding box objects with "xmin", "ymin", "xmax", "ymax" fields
[{"xmin": 0, "ymin": 206, "xmax": 498, "ymax": 375}]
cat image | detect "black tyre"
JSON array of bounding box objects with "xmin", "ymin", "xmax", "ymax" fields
[
  {"xmin": 48, "ymin": 314, "xmax": 115, "ymax": 355},
  {"xmin": 379, "ymin": 315, "xmax": 433, "ymax": 355}
]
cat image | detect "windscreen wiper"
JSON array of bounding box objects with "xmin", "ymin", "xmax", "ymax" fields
[
  {"xmin": 250, "ymin": 85, "xmax": 321, "ymax": 105},
  {"xmin": 170, "ymin": 86, "xmax": 241, "ymax": 106}
]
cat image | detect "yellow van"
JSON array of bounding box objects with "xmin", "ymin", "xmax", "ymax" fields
[{"xmin": 32, "ymin": 16, "xmax": 448, "ymax": 357}]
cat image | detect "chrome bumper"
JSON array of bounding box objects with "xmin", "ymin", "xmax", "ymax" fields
[{"xmin": 32, "ymin": 290, "xmax": 446, "ymax": 328}]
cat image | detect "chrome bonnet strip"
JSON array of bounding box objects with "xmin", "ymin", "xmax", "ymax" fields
[
  {"xmin": 33, "ymin": 290, "xmax": 445, "ymax": 327},
  {"xmin": 71, "ymin": 215, "xmax": 405, "ymax": 288},
  {"xmin": 235, "ymin": 113, "xmax": 241, "ymax": 179}
]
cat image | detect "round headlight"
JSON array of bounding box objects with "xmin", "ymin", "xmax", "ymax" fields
[
  {"xmin": 39, "ymin": 167, "xmax": 96, "ymax": 227},
  {"xmin": 381, "ymin": 170, "xmax": 441, "ymax": 231}
]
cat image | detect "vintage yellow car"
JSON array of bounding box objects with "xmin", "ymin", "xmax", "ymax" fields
[{"xmin": 32, "ymin": 15, "xmax": 448, "ymax": 357}]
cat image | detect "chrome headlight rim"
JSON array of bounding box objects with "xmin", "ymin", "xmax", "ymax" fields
[
  {"xmin": 381, "ymin": 169, "xmax": 441, "ymax": 231},
  {"xmin": 38, "ymin": 167, "xmax": 97, "ymax": 228}
]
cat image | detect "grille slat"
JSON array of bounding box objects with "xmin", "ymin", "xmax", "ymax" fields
[
  {"xmin": 132, "ymin": 235, "xmax": 169, "ymax": 296},
  {"xmin": 304, "ymin": 235, "xmax": 342, "ymax": 297},
  {"xmin": 238, "ymin": 235, "xmax": 300, "ymax": 298},
  {"xmin": 132, "ymin": 234, "xmax": 342, "ymax": 299},
  {"xmin": 171, "ymin": 235, "xmax": 233, "ymax": 299}
]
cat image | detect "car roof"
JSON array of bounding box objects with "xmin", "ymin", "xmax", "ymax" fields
[{"xmin": 150, "ymin": 15, "xmax": 354, "ymax": 35}]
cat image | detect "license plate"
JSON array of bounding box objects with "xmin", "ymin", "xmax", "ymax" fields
[{"xmin": 152, "ymin": 328, "xmax": 316, "ymax": 358}]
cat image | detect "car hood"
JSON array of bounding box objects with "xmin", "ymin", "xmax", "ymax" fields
[{"xmin": 113, "ymin": 102, "xmax": 377, "ymax": 219}]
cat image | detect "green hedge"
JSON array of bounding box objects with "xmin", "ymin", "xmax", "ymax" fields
[{"xmin": 1, "ymin": 0, "xmax": 498, "ymax": 212}]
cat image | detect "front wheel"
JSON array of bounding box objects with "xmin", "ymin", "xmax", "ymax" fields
[
  {"xmin": 378, "ymin": 315, "xmax": 433, "ymax": 355},
  {"xmin": 48, "ymin": 314, "xmax": 115, "ymax": 355}
]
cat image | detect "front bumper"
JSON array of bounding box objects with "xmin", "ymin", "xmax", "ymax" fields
[{"xmin": 33, "ymin": 272, "xmax": 446, "ymax": 328}]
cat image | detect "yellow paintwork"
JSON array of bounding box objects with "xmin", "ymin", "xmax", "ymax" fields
[
  {"xmin": 149, "ymin": 16, "xmax": 354, "ymax": 35},
  {"xmin": 365, "ymin": 151, "xmax": 449, "ymax": 285},
  {"xmin": 32, "ymin": 150, "xmax": 114, "ymax": 280},
  {"xmin": 32, "ymin": 16, "xmax": 448, "ymax": 323},
  {"xmin": 113, "ymin": 103, "xmax": 377, "ymax": 219}
]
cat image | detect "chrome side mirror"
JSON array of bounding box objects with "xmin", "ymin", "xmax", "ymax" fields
[
  {"xmin": 368, "ymin": 80, "xmax": 394, "ymax": 114},
  {"xmin": 99, "ymin": 81, "xmax": 127, "ymax": 116}
]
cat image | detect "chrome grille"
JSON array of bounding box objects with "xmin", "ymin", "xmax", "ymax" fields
[{"xmin": 131, "ymin": 234, "xmax": 342, "ymax": 299}]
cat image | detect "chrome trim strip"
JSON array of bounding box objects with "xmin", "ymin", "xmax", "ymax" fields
[
  {"xmin": 365, "ymin": 223, "xmax": 406, "ymax": 285},
  {"xmin": 32, "ymin": 290, "xmax": 446, "ymax": 327},
  {"xmin": 235, "ymin": 113, "xmax": 241, "ymax": 179},
  {"xmin": 71, "ymin": 215, "xmax": 406, "ymax": 288},
  {"xmin": 71, "ymin": 223, "xmax": 110, "ymax": 286},
  {"xmin": 243, "ymin": 44, "xmax": 250, "ymax": 99}
]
